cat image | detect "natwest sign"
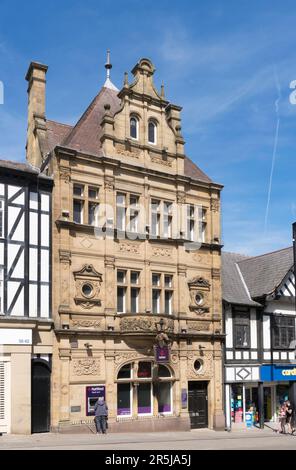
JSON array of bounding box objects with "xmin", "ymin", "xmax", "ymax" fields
[{"xmin": 154, "ymin": 345, "xmax": 170, "ymax": 364}]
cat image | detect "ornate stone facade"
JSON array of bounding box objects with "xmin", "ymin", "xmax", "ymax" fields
[{"xmin": 25, "ymin": 56, "xmax": 224, "ymax": 433}]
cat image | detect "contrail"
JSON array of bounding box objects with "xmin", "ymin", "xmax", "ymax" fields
[{"xmin": 264, "ymin": 67, "xmax": 281, "ymax": 233}]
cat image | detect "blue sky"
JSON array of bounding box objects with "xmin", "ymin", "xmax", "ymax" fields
[{"xmin": 1, "ymin": 0, "xmax": 296, "ymax": 255}]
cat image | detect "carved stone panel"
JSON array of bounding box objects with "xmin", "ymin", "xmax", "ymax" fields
[
  {"xmin": 120, "ymin": 316, "xmax": 174, "ymax": 333},
  {"xmin": 187, "ymin": 321, "xmax": 211, "ymax": 332},
  {"xmin": 187, "ymin": 352, "xmax": 213, "ymax": 379},
  {"xmin": 72, "ymin": 358, "xmax": 101, "ymax": 376},
  {"xmin": 117, "ymin": 242, "xmax": 140, "ymax": 255},
  {"xmin": 152, "ymin": 247, "xmax": 172, "ymax": 258},
  {"xmin": 71, "ymin": 319, "xmax": 102, "ymax": 329}
]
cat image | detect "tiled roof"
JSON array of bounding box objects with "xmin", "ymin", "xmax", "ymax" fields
[
  {"xmin": 238, "ymin": 246, "xmax": 294, "ymax": 299},
  {"xmin": 62, "ymin": 86, "xmax": 121, "ymax": 156},
  {"xmin": 43, "ymin": 87, "xmax": 212, "ymax": 185},
  {"xmin": 222, "ymin": 252, "xmax": 260, "ymax": 306},
  {"xmin": 0, "ymin": 159, "xmax": 52, "ymax": 180},
  {"xmin": 46, "ymin": 120, "xmax": 73, "ymax": 154},
  {"xmin": 184, "ymin": 156, "xmax": 212, "ymax": 183}
]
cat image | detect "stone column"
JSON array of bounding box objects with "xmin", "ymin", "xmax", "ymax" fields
[
  {"xmin": 213, "ymin": 343, "xmax": 225, "ymax": 430},
  {"xmin": 179, "ymin": 342, "xmax": 188, "ymax": 419},
  {"xmin": 58, "ymin": 348, "xmax": 71, "ymax": 425},
  {"xmin": 105, "ymin": 353, "xmax": 116, "ymax": 420},
  {"xmin": 10, "ymin": 348, "xmax": 31, "ymax": 434}
]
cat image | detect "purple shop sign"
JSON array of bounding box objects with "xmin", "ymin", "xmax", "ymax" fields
[
  {"xmin": 138, "ymin": 406, "xmax": 152, "ymax": 414},
  {"xmin": 85, "ymin": 385, "xmax": 105, "ymax": 416},
  {"xmin": 181, "ymin": 388, "xmax": 187, "ymax": 409},
  {"xmin": 159, "ymin": 404, "xmax": 171, "ymax": 413},
  {"xmin": 154, "ymin": 345, "xmax": 170, "ymax": 363},
  {"xmin": 118, "ymin": 408, "xmax": 131, "ymax": 416}
]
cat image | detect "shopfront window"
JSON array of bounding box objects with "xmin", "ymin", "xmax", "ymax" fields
[
  {"xmin": 231, "ymin": 384, "xmax": 259, "ymax": 424},
  {"xmin": 158, "ymin": 382, "xmax": 172, "ymax": 413},
  {"xmin": 138, "ymin": 383, "xmax": 152, "ymax": 415},
  {"xmin": 117, "ymin": 383, "xmax": 132, "ymax": 416},
  {"xmin": 116, "ymin": 362, "xmax": 173, "ymax": 418},
  {"xmin": 231, "ymin": 385, "xmax": 243, "ymax": 423}
]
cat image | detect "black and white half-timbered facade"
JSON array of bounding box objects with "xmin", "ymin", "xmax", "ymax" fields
[
  {"xmin": 0, "ymin": 160, "xmax": 53, "ymax": 434},
  {"xmin": 222, "ymin": 248, "xmax": 296, "ymax": 429}
]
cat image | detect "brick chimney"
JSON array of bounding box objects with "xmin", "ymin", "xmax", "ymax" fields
[{"xmin": 25, "ymin": 62, "xmax": 48, "ymax": 168}]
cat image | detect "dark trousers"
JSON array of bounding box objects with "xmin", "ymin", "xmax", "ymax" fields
[{"xmin": 95, "ymin": 416, "xmax": 107, "ymax": 433}]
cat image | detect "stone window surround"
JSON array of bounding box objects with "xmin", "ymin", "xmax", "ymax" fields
[
  {"xmin": 72, "ymin": 181, "xmax": 100, "ymax": 225},
  {"xmin": 117, "ymin": 268, "xmax": 141, "ymax": 314}
]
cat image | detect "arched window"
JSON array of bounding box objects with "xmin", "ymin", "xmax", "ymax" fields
[
  {"xmin": 130, "ymin": 116, "xmax": 138, "ymax": 140},
  {"xmin": 116, "ymin": 361, "xmax": 173, "ymax": 418},
  {"xmin": 148, "ymin": 120, "xmax": 157, "ymax": 144}
]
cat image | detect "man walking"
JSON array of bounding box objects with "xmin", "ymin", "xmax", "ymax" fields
[{"xmin": 94, "ymin": 396, "xmax": 108, "ymax": 434}]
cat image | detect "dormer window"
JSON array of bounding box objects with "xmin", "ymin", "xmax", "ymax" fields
[
  {"xmin": 148, "ymin": 120, "xmax": 157, "ymax": 144},
  {"xmin": 130, "ymin": 116, "xmax": 138, "ymax": 140}
]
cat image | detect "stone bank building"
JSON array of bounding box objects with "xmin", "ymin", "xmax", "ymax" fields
[{"xmin": 25, "ymin": 55, "xmax": 224, "ymax": 432}]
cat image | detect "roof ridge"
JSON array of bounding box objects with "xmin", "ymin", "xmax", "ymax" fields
[
  {"xmin": 238, "ymin": 246, "xmax": 293, "ymax": 263},
  {"xmin": 222, "ymin": 251, "xmax": 250, "ymax": 258}
]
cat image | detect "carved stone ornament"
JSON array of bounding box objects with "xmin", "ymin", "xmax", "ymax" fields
[
  {"xmin": 152, "ymin": 247, "xmax": 172, "ymax": 258},
  {"xmin": 187, "ymin": 321, "xmax": 210, "ymax": 332},
  {"xmin": 104, "ymin": 176, "xmax": 115, "ymax": 191},
  {"xmin": 211, "ymin": 199, "xmax": 220, "ymax": 212},
  {"xmin": 114, "ymin": 351, "xmax": 153, "ymax": 366},
  {"xmin": 150, "ymin": 155, "xmax": 172, "ymax": 167},
  {"xmin": 72, "ymin": 319, "xmax": 102, "ymax": 329},
  {"xmin": 60, "ymin": 166, "xmax": 71, "ymax": 183},
  {"xmin": 72, "ymin": 358, "xmax": 100, "ymax": 376},
  {"xmin": 118, "ymin": 242, "xmax": 140, "ymax": 254},
  {"xmin": 120, "ymin": 316, "xmax": 174, "ymax": 333},
  {"xmin": 188, "ymin": 276, "xmax": 210, "ymax": 315},
  {"xmin": 177, "ymin": 192, "xmax": 186, "ymax": 204},
  {"xmin": 187, "ymin": 352, "xmax": 213, "ymax": 379},
  {"xmin": 73, "ymin": 264, "xmax": 102, "ymax": 309}
]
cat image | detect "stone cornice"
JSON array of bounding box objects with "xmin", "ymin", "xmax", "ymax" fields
[{"xmin": 53, "ymin": 146, "xmax": 223, "ymax": 191}]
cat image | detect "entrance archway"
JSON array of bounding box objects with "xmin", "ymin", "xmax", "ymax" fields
[{"xmin": 31, "ymin": 359, "xmax": 51, "ymax": 433}]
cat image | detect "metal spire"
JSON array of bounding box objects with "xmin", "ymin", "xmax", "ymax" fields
[
  {"xmin": 103, "ymin": 50, "xmax": 119, "ymax": 91},
  {"xmin": 105, "ymin": 49, "xmax": 112, "ymax": 79}
]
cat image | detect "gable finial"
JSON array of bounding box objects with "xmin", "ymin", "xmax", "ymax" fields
[
  {"xmin": 103, "ymin": 50, "xmax": 119, "ymax": 91},
  {"xmin": 124, "ymin": 71, "xmax": 129, "ymax": 88},
  {"xmin": 161, "ymin": 81, "xmax": 165, "ymax": 99},
  {"xmin": 105, "ymin": 49, "xmax": 112, "ymax": 80}
]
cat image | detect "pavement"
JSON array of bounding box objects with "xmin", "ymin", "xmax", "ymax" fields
[{"xmin": 1, "ymin": 426, "xmax": 296, "ymax": 450}]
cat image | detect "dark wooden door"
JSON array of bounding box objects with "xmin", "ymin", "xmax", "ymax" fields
[
  {"xmin": 188, "ymin": 381, "xmax": 208, "ymax": 428},
  {"xmin": 31, "ymin": 360, "xmax": 51, "ymax": 433}
]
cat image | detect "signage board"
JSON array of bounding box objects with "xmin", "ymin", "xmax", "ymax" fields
[
  {"xmin": 181, "ymin": 388, "xmax": 188, "ymax": 409},
  {"xmin": 260, "ymin": 365, "xmax": 296, "ymax": 382},
  {"xmin": 0, "ymin": 328, "xmax": 32, "ymax": 345},
  {"xmin": 85, "ymin": 385, "xmax": 105, "ymax": 416},
  {"xmin": 245, "ymin": 412, "xmax": 253, "ymax": 428},
  {"xmin": 154, "ymin": 345, "xmax": 170, "ymax": 363}
]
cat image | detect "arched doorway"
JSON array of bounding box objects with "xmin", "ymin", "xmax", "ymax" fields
[{"xmin": 31, "ymin": 359, "xmax": 51, "ymax": 433}]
